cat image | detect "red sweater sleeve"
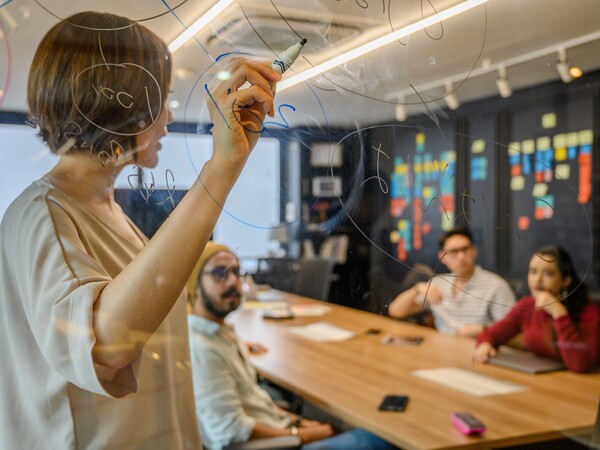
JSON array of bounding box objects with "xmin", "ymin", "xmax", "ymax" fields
[
  {"xmin": 553, "ymin": 304, "xmax": 600, "ymax": 373},
  {"xmin": 476, "ymin": 298, "xmax": 527, "ymax": 347}
]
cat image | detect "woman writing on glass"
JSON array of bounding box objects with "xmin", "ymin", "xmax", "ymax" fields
[
  {"xmin": 472, "ymin": 245, "xmax": 600, "ymax": 373},
  {"xmin": 0, "ymin": 11, "xmax": 280, "ymax": 449}
]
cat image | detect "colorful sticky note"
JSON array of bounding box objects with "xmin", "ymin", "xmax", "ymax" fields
[
  {"xmin": 537, "ymin": 136, "xmax": 551, "ymax": 150},
  {"xmin": 518, "ymin": 216, "xmax": 530, "ymax": 231},
  {"xmin": 471, "ymin": 139, "xmax": 485, "ymax": 154},
  {"xmin": 553, "ymin": 134, "xmax": 566, "ymax": 148},
  {"xmin": 541, "ymin": 113, "xmax": 557, "ymax": 129},
  {"xmin": 422, "ymin": 222, "xmax": 432, "ymax": 235},
  {"xmin": 555, "ymin": 147, "xmax": 567, "ymax": 161},
  {"xmin": 566, "ymin": 132, "xmax": 579, "ymax": 147},
  {"xmin": 440, "ymin": 212, "xmax": 455, "ymax": 231},
  {"xmin": 511, "ymin": 176, "xmax": 525, "ymax": 191},
  {"xmin": 398, "ymin": 220, "xmax": 407, "ymax": 231},
  {"xmin": 416, "ymin": 133, "xmax": 425, "ymax": 146},
  {"xmin": 390, "ymin": 231, "xmax": 400, "ymax": 243},
  {"xmin": 555, "ymin": 164, "xmax": 570, "ymax": 180},
  {"xmin": 440, "ymin": 150, "xmax": 456, "ymax": 163},
  {"xmin": 578, "ymin": 129, "xmax": 594, "ymax": 145},
  {"xmin": 522, "ymin": 140, "xmax": 535, "ymax": 154},
  {"xmin": 508, "ymin": 142, "xmax": 521, "ymax": 156},
  {"xmin": 532, "ymin": 183, "xmax": 548, "ymax": 197},
  {"xmin": 534, "ymin": 195, "xmax": 555, "ymax": 220}
]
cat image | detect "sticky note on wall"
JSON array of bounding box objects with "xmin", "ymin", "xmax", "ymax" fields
[
  {"xmin": 532, "ymin": 183, "xmax": 548, "ymax": 197},
  {"xmin": 555, "ymin": 164, "xmax": 570, "ymax": 180},
  {"xmin": 508, "ymin": 142, "xmax": 521, "ymax": 156},
  {"xmin": 511, "ymin": 176, "xmax": 525, "ymax": 191},
  {"xmin": 541, "ymin": 113, "xmax": 557, "ymax": 129},
  {"xmin": 471, "ymin": 139, "xmax": 485, "ymax": 154},
  {"xmin": 522, "ymin": 140, "xmax": 535, "ymax": 154}
]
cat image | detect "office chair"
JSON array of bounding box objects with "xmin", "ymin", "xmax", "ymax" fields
[
  {"xmin": 396, "ymin": 263, "xmax": 435, "ymax": 327},
  {"xmin": 253, "ymin": 257, "xmax": 300, "ymax": 293},
  {"xmin": 294, "ymin": 257, "xmax": 336, "ymax": 301},
  {"xmin": 222, "ymin": 435, "xmax": 301, "ymax": 450}
]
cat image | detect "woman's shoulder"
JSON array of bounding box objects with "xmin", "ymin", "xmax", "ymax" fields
[
  {"xmin": 516, "ymin": 295, "xmax": 535, "ymax": 306},
  {"xmin": 581, "ymin": 301, "xmax": 600, "ymax": 320}
]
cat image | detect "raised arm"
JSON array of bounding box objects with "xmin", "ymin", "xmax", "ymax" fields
[
  {"xmin": 388, "ymin": 282, "xmax": 437, "ymax": 319},
  {"xmin": 92, "ymin": 60, "xmax": 281, "ymax": 369}
]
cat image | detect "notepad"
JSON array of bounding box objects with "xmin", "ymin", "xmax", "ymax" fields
[
  {"xmin": 242, "ymin": 301, "xmax": 288, "ymax": 310},
  {"xmin": 412, "ymin": 367, "xmax": 527, "ymax": 397},
  {"xmin": 255, "ymin": 291, "xmax": 288, "ymax": 302},
  {"xmin": 288, "ymin": 322, "xmax": 355, "ymax": 342},
  {"xmin": 290, "ymin": 304, "xmax": 331, "ymax": 317}
]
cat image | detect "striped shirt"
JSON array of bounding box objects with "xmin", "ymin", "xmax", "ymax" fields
[{"xmin": 426, "ymin": 266, "xmax": 516, "ymax": 335}]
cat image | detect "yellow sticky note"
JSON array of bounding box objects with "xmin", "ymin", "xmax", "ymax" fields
[
  {"xmin": 537, "ymin": 136, "xmax": 551, "ymax": 150},
  {"xmin": 522, "ymin": 140, "xmax": 535, "ymax": 154},
  {"xmin": 579, "ymin": 129, "xmax": 594, "ymax": 145},
  {"xmin": 511, "ymin": 176, "xmax": 525, "ymax": 191},
  {"xmin": 440, "ymin": 212, "xmax": 455, "ymax": 231},
  {"xmin": 553, "ymin": 133, "xmax": 566, "ymax": 148},
  {"xmin": 555, "ymin": 164, "xmax": 571, "ymax": 180},
  {"xmin": 471, "ymin": 139, "xmax": 485, "ymax": 154},
  {"xmin": 532, "ymin": 183, "xmax": 548, "ymax": 197},
  {"xmin": 508, "ymin": 142, "xmax": 521, "ymax": 156},
  {"xmin": 541, "ymin": 113, "xmax": 557, "ymax": 129},
  {"xmin": 555, "ymin": 147, "xmax": 567, "ymax": 161},
  {"xmin": 416, "ymin": 133, "xmax": 425, "ymax": 145},
  {"xmin": 423, "ymin": 187, "xmax": 432, "ymax": 198},
  {"xmin": 414, "ymin": 163, "xmax": 422, "ymax": 174},
  {"xmin": 398, "ymin": 221, "xmax": 407, "ymax": 231},
  {"xmin": 566, "ymin": 132, "xmax": 579, "ymax": 147},
  {"xmin": 390, "ymin": 231, "xmax": 400, "ymax": 243}
]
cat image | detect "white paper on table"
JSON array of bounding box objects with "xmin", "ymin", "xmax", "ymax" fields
[
  {"xmin": 242, "ymin": 301, "xmax": 288, "ymax": 310},
  {"xmin": 255, "ymin": 291, "xmax": 288, "ymax": 302},
  {"xmin": 287, "ymin": 322, "xmax": 355, "ymax": 342},
  {"xmin": 412, "ymin": 367, "xmax": 527, "ymax": 397},
  {"xmin": 290, "ymin": 304, "xmax": 331, "ymax": 317}
]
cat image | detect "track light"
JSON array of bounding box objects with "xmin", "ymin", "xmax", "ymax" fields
[
  {"xmin": 569, "ymin": 66, "xmax": 583, "ymax": 79},
  {"xmin": 444, "ymin": 81, "xmax": 460, "ymax": 110},
  {"xmin": 496, "ymin": 66, "xmax": 512, "ymax": 98},
  {"xmin": 556, "ymin": 48, "xmax": 573, "ymax": 83}
]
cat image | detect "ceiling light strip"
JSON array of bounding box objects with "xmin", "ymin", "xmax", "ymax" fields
[
  {"xmin": 277, "ymin": 0, "xmax": 489, "ymax": 92},
  {"xmin": 169, "ymin": 0, "xmax": 235, "ymax": 53}
]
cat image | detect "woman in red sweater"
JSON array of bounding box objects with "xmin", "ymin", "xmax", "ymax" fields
[{"xmin": 473, "ymin": 245, "xmax": 599, "ymax": 373}]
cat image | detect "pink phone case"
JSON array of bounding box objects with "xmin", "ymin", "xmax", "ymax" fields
[{"xmin": 451, "ymin": 412, "xmax": 486, "ymax": 435}]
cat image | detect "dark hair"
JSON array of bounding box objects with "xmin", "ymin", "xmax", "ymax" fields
[
  {"xmin": 438, "ymin": 227, "xmax": 473, "ymax": 250},
  {"xmin": 534, "ymin": 245, "xmax": 589, "ymax": 323},
  {"xmin": 27, "ymin": 11, "xmax": 172, "ymax": 158}
]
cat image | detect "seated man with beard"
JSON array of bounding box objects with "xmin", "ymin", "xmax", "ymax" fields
[{"xmin": 187, "ymin": 242, "xmax": 397, "ymax": 450}]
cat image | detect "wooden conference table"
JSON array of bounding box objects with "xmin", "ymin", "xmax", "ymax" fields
[{"xmin": 227, "ymin": 290, "xmax": 600, "ymax": 450}]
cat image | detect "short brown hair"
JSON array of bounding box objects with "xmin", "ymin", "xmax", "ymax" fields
[{"xmin": 27, "ymin": 11, "xmax": 172, "ymax": 157}]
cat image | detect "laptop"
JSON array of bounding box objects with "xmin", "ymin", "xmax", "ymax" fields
[{"xmin": 487, "ymin": 350, "xmax": 566, "ymax": 374}]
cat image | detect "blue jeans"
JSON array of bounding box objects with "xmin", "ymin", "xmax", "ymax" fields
[{"xmin": 302, "ymin": 428, "xmax": 398, "ymax": 450}]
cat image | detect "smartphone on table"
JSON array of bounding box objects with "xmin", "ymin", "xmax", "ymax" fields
[{"xmin": 378, "ymin": 395, "xmax": 409, "ymax": 411}]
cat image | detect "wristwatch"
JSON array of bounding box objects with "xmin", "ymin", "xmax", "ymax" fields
[{"xmin": 289, "ymin": 425, "xmax": 299, "ymax": 436}]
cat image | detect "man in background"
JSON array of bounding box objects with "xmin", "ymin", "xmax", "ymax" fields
[
  {"xmin": 187, "ymin": 242, "xmax": 397, "ymax": 450},
  {"xmin": 388, "ymin": 227, "xmax": 516, "ymax": 337}
]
